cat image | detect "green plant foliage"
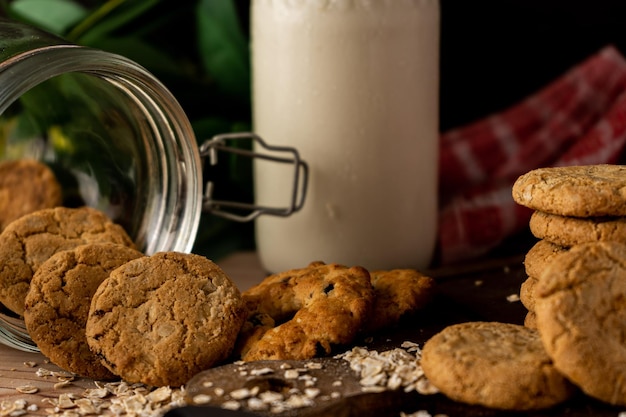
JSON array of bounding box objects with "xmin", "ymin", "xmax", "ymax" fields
[{"xmin": 0, "ymin": 0, "xmax": 256, "ymax": 259}]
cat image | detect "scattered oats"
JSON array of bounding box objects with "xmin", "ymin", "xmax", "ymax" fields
[
  {"xmin": 83, "ymin": 387, "xmax": 109, "ymax": 399},
  {"xmin": 201, "ymin": 381, "xmax": 214, "ymax": 388},
  {"xmin": 52, "ymin": 371, "xmax": 75, "ymax": 379},
  {"xmin": 148, "ymin": 386, "xmax": 172, "ymax": 403},
  {"xmin": 279, "ymin": 363, "xmax": 292, "ymax": 370},
  {"xmin": 416, "ymin": 378, "xmax": 440, "ymax": 395},
  {"xmin": 239, "ymin": 370, "xmax": 248, "ymax": 377},
  {"xmin": 192, "ymin": 394, "xmax": 212, "ymax": 405},
  {"xmin": 336, "ymin": 343, "xmax": 437, "ymax": 396},
  {"xmin": 283, "ymin": 394, "xmax": 312, "ymax": 409},
  {"xmin": 74, "ymin": 398, "xmax": 99, "ymax": 415},
  {"xmin": 283, "ymin": 369, "xmax": 300, "ymax": 379},
  {"xmin": 305, "ymin": 362, "xmax": 323, "ymax": 370},
  {"xmin": 53, "ymin": 380, "xmax": 72, "ymax": 389},
  {"xmin": 304, "ymin": 388, "xmax": 320, "ymax": 399},
  {"xmin": 23, "ymin": 361, "xmax": 37, "ymax": 368},
  {"xmin": 474, "ymin": 280, "xmax": 483, "ymax": 286},
  {"xmin": 506, "ymin": 293, "xmax": 520, "ymax": 303},
  {"xmin": 214, "ymin": 387, "xmax": 225, "ymax": 397},
  {"xmin": 246, "ymin": 397, "xmax": 267, "ymax": 411},
  {"xmin": 259, "ymin": 391, "xmax": 283, "ymax": 403},
  {"xmin": 230, "ymin": 388, "xmax": 253, "ymax": 400},
  {"xmin": 15, "ymin": 385, "xmax": 38, "ymax": 394},
  {"xmin": 1, "ymin": 399, "xmax": 29, "ymax": 417},
  {"xmin": 330, "ymin": 392, "xmax": 341, "ymax": 399},
  {"xmin": 57, "ymin": 393, "xmax": 76, "ymax": 409},
  {"xmin": 36, "ymin": 368, "xmax": 53, "ymax": 377},
  {"xmin": 332, "ymin": 380, "xmax": 342, "ymax": 387},
  {"xmin": 222, "ymin": 400, "xmax": 241, "ymax": 410},
  {"xmin": 250, "ymin": 367, "xmax": 274, "ymax": 376}
]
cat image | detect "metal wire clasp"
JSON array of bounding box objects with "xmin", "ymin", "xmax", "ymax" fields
[{"xmin": 199, "ymin": 132, "xmax": 308, "ymax": 222}]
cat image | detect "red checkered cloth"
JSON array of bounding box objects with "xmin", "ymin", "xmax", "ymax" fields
[{"xmin": 438, "ymin": 45, "xmax": 626, "ymax": 264}]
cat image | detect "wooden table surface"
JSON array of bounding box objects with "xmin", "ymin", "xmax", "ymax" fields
[{"xmin": 1, "ymin": 249, "xmax": 625, "ymax": 416}]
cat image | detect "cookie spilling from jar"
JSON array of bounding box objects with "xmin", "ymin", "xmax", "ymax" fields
[
  {"xmin": 0, "ymin": 158, "xmax": 438, "ymax": 389},
  {"xmin": 419, "ymin": 164, "xmax": 626, "ymax": 412}
]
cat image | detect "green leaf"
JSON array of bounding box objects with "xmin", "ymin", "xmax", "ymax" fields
[
  {"xmin": 68, "ymin": 0, "xmax": 161, "ymax": 43},
  {"xmin": 8, "ymin": 0, "xmax": 87, "ymax": 35},
  {"xmin": 196, "ymin": 0, "xmax": 250, "ymax": 99}
]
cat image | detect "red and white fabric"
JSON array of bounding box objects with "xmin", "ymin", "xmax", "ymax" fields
[{"xmin": 438, "ymin": 45, "xmax": 626, "ymax": 264}]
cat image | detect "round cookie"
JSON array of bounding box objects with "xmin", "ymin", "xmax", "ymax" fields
[
  {"xmin": 365, "ymin": 268, "xmax": 435, "ymax": 333},
  {"xmin": 24, "ymin": 243, "xmax": 144, "ymax": 380},
  {"xmin": 524, "ymin": 239, "xmax": 568, "ymax": 279},
  {"xmin": 519, "ymin": 276, "xmax": 537, "ymax": 311},
  {"xmin": 512, "ymin": 164, "xmax": 626, "ymax": 217},
  {"xmin": 0, "ymin": 206, "xmax": 136, "ymax": 316},
  {"xmin": 421, "ymin": 321, "xmax": 575, "ymax": 410},
  {"xmin": 535, "ymin": 241, "xmax": 626, "ymax": 405},
  {"xmin": 0, "ymin": 159, "xmax": 62, "ymax": 231},
  {"xmin": 240, "ymin": 261, "xmax": 375, "ymax": 361},
  {"xmin": 529, "ymin": 210, "xmax": 626, "ymax": 247},
  {"xmin": 85, "ymin": 252, "xmax": 246, "ymax": 387}
]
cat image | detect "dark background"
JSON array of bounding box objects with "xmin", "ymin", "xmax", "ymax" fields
[{"xmin": 438, "ymin": 0, "xmax": 626, "ymax": 131}]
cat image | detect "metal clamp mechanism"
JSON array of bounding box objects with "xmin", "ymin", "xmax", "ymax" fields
[{"xmin": 199, "ymin": 132, "xmax": 308, "ymax": 222}]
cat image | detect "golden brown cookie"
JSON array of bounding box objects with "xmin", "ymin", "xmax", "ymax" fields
[
  {"xmin": 519, "ymin": 276, "xmax": 537, "ymax": 311},
  {"xmin": 535, "ymin": 241, "xmax": 626, "ymax": 405},
  {"xmin": 524, "ymin": 239, "xmax": 568, "ymax": 279},
  {"xmin": 512, "ymin": 164, "xmax": 626, "ymax": 217},
  {"xmin": 529, "ymin": 210, "xmax": 626, "ymax": 247},
  {"xmin": 524, "ymin": 311, "xmax": 537, "ymax": 329},
  {"xmin": 365, "ymin": 269, "xmax": 435, "ymax": 333},
  {"xmin": 239, "ymin": 261, "xmax": 375, "ymax": 361},
  {"xmin": 421, "ymin": 321, "xmax": 575, "ymax": 410},
  {"xmin": 85, "ymin": 252, "xmax": 246, "ymax": 387},
  {"xmin": 0, "ymin": 159, "xmax": 62, "ymax": 231},
  {"xmin": 24, "ymin": 243, "xmax": 144, "ymax": 380},
  {"xmin": 0, "ymin": 206, "xmax": 136, "ymax": 316}
]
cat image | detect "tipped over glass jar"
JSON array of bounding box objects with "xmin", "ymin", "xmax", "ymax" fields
[{"xmin": 0, "ymin": 17, "xmax": 307, "ymax": 351}]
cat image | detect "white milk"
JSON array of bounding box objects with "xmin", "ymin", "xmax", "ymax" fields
[{"xmin": 252, "ymin": 0, "xmax": 440, "ymax": 273}]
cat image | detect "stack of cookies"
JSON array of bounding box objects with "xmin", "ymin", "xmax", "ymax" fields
[
  {"xmin": 512, "ymin": 164, "xmax": 626, "ymax": 327},
  {"xmin": 420, "ymin": 164, "xmax": 626, "ymax": 411}
]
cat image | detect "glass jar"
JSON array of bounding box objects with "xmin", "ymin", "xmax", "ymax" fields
[{"xmin": 0, "ymin": 18, "xmax": 307, "ymax": 351}]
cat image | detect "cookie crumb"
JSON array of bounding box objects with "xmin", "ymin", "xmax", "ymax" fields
[{"xmin": 506, "ymin": 293, "xmax": 520, "ymax": 302}]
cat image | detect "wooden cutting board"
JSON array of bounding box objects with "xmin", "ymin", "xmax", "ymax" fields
[{"xmin": 179, "ymin": 254, "xmax": 624, "ymax": 417}]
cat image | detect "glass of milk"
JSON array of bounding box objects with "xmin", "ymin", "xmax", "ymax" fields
[{"xmin": 251, "ymin": 0, "xmax": 440, "ymax": 273}]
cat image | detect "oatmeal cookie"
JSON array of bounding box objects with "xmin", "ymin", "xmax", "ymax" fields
[
  {"xmin": 512, "ymin": 164, "xmax": 626, "ymax": 217},
  {"xmin": 535, "ymin": 241, "xmax": 626, "ymax": 405},
  {"xmin": 239, "ymin": 261, "xmax": 375, "ymax": 361},
  {"xmin": 0, "ymin": 206, "xmax": 136, "ymax": 316},
  {"xmin": 421, "ymin": 321, "xmax": 575, "ymax": 410},
  {"xmin": 529, "ymin": 210, "xmax": 626, "ymax": 247},
  {"xmin": 365, "ymin": 268, "xmax": 435, "ymax": 333},
  {"xmin": 24, "ymin": 243, "xmax": 144, "ymax": 380},
  {"xmin": 519, "ymin": 276, "xmax": 537, "ymax": 311},
  {"xmin": 524, "ymin": 239, "xmax": 568, "ymax": 279},
  {"xmin": 0, "ymin": 159, "xmax": 62, "ymax": 231},
  {"xmin": 86, "ymin": 252, "xmax": 246, "ymax": 387}
]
